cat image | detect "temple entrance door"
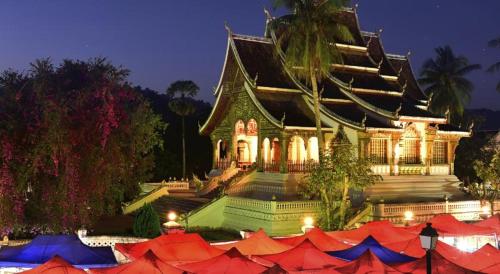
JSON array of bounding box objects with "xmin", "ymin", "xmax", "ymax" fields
[
  {"xmin": 237, "ymin": 140, "xmax": 250, "ymax": 167},
  {"xmin": 272, "ymin": 139, "xmax": 281, "ymax": 162}
]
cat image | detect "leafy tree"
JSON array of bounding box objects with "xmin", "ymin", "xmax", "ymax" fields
[
  {"xmin": 166, "ymin": 80, "xmax": 199, "ymax": 179},
  {"xmin": 0, "ymin": 58, "xmax": 165, "ymax": 233},
  {"xmin": 133, "ymin": 203, "xmax": 161, "ymax": 238},
  {"xmin": 271, "ymin": 0, "xmax": 353, "ymax": 159},
  {"xmin": 137, "ymin": 87, "xmax": 212, "ymax": 181},
  {"xmin": 300, "ymin": 140, "xmax": 380, "ymax": 230},
  {"xmin": 470, "ymin": 139, "xmax": 500, "ymax": 214},
  {"xmin": 418, "ymin": 46, "xmax": 481, "ymax": 124},
  {"xmin": 487, "ymin": 37, "xmax": 500, "ymax": 92}
]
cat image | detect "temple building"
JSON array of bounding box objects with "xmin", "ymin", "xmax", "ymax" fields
[
  {"xmin": 147, "ymin": 7, "xmax": 489, "ymax": 235},
  {"xmin": 200, "ymin": 8, "xmax": 470, "ymax": 177}
]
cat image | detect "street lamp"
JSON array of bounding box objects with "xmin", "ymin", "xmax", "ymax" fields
[
  {"xmin": 419, "ymin": 223, "xmax": 438, "ymax": 274},
  {"xmin": 163, "ymin": 211, "xmax": 184, "ymax": 234}
]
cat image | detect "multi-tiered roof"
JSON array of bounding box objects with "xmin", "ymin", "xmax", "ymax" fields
[{"xmin": 200, "ymin": 7, "xmax": 469, "ymax": 136}]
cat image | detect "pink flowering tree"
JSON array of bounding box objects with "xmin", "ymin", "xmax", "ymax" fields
[{"xmin": 0, "ymin": 58, "xmax": 165, "ymax": 233}]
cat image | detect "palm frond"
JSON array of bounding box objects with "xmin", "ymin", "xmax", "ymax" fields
[
  {"xmin": 456, "ymin": 63, "xmax": 481, "ymax": 75},
  {"xmin": 487, "ymin": 62, "xmax": 500, "ymax": 73},
  {"xmin": 488, "ymin": 37, "xmax": 500, "ymax": 48}
]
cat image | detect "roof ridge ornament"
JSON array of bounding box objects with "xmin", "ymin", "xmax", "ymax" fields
[
  {"xmin": 377, "ymin": 28, "xmax": 383, "ymax": 37},
  {"xmin": 427, "ymin": 92, "xmax": 434, "ymax": 108},
  {"xmin": 253, "ymin": 73, "xmax": 259, "ymax": 85},
  {"xmin": 264, "ymin": 7, "xmax": 272, "ymax": 20},
  {"xmin": 406, "ymin": 50, "xmax": 412, "ymax": 58},
  {"xmin": 401, "ymin": 80, "xmax": 408, "ymax": 95},
  {"xmin": 377, "ymin": 59, "xmax": 383, "ymax": 70},
  {"xmin": 444, "ymin": 107, "xmax": 450, "ymax": 121},
  {"xmin": 366, "ymin": 35, "xmax": 373, "ymax": 48},
  {"xmin": 349, "ymin": 77, "xmax": 355, "ymax": 89},
  {"xmin": 395, "ymin": 103, "xmax": 402, "ymax": 116},
  {"xmin": 397, "ymin": 66, "xmax": 403, "ymax": 77},
  {"xmin": 224, "ymin": 21, "xmax": 232, "ymax": 34},
  {"xmin": 361, "ymin": 113, "xmax": 367, "ymax": 127},
  {"xmin": 468, "ymin": 121, "xmax": 475, "ymax": 133},
  {"xmin": 281, "ymin": 112, "xmax": 286, "ymax": 128}
]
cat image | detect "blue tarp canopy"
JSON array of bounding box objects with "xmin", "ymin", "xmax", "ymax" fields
[
  {"xmin": 0, "ymin": 235, "xmax": 117, "ymax": 269},
  {"xmin": 328, "ymin": 236, "xmax": 416, "ymax": 264}
]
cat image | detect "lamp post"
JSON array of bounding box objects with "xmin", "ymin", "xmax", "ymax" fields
[
  {"xmin": 419, "ymin": 223, "xmax": 438, "ymax": 274},
  {"xmin": 163, "ymin": 211, "xmax": 184, "ymax": 234}
]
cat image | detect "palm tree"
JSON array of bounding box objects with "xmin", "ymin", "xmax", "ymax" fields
[
  {"xmin": 167, "ymin": 80, "xmax": 199, "ymax": 179},
  {"xmin": 487, "ymin": 37, "xmax": 500, "ymax": 92},
  {"xmin": 418, "ymin": 46, "xmax": 481, "ymax": 124},
  {"xmin": 271, "ymin": 0, "xmax": 353, "ymax": 160}
]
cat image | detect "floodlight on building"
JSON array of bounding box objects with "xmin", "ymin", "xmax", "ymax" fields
[{"xmin": 480, "ymin": 204, "xmax": 491, "ymax": 219}]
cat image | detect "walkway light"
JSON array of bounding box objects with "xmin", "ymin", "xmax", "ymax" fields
[
  {"xmin": 301, "ymin": 216, "xmax": 314, "ymax": 234},
  {"xmin": 168, "ymin": 211, "xmax": 177, "ymax": 222},
  {"xmin": 419, "ymin": 223, "xmax": 438, "ymax": 274},
  {"xmin": 404, "ymin": 211, "xmax": 414, "ymax": 226}
]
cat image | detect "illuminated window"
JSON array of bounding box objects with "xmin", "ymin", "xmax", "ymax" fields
[
  {"xmin": 400, "ymin": 139, "xmax": 420, "ymax": 164},
  {"xmin": 369, "ymin": 139, "xmax": 388, "ymax": 164},
  {"xmin": 235, "ymin": 120, "xmax": 245, "ymax": 135},
  {"xmin": 433, "ymin": 141, "xmax": 448, "ymax": 164},
  {"xmin": 247, "ymin": 119, "xmax": 258, "ymax": 136}
]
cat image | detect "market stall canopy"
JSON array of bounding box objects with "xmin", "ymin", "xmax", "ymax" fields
[
  {"xmin": 404, "ymin": 214, "xmax": 497, "ymax": 236},
  {"xmin": 19, "ymin": 256, "xmax": 86, "ymax": 274},
  {"xmin": 276, "ymin": 228, "xmax": 350, "ymax": 251},
  {"xmin": 474, "ymin": 214, "xmax": 500, "ymax": 235},
  {"xmin": 0, "ymin": 235, "xmax": 116, "ymax": 269},
  {"xmin": 327, "ymin": 221, "xmax": 416, "ymax": 245},
  {"xmin": 393, "ymin": 251, "xmax": 476, "ymax": 274},
  {"xmin": 328, "ymin": 236, "xmax": 416, "ymax": 264},
  {"xmin": 179, "ymin": 247, "xmax": 267, "ymax": 274},
  {"xmin": 89, "ymin": 250, "xmax": 184, "ymax": 274},
  {"xmin": 216, "ymin": 229, "xmax": 291, "ymax": 255},
  {"xmin": 459, "ymin": 244, "xmax": 500, "ymax": 273},
  {"xmin": 334, "ymin": 250, "xmax": 402, "ymax": 274},
  {"xmin": 114, "ymin": 233, "xmax": 224, "ymax": 263},
  {"xmin": 260, "ymin": 239, "xmax": 347, "ymax": 271}
]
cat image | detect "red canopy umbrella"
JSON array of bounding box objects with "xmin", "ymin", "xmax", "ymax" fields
[
  {"xmin": 277, "ymin": 228, "xmax": 351, "ymax": 251},
  {"xmin": 393, "ymin": 251, "xmax": 475, "ymax": 274},
  {"xmin": 327, "ymin": 221, "xmax": 416, "ymax": 245},
  {"xmin": 260, "ymin": 239, "xmax": 347, "ymax": 272},
  {"xmin": 334, "ymin": 250, "xmax": 402, "ymax": 274},
  {"xmin": 216, "ymin": 229, "xmax": 292, "ymax": 255},
  {"xmin": 474, "ymin": 214, "xmax": 500, "ymax": 235},
  {"xmin": 459, "ymin": 244, "xmax": 500, "ymax": 273},
  {"xmin": 386, "ymin": 236, "xmax": 474, "ymax": 261},
  {"xmin": 89, "ymin": 250, "xmax": 184, "ymax": 274},
  {"xmin": 427, "ymin": 214, "xmax": 496, "ymax": 236},
  {"xmin": 179, "ymin": 247, "xmax": 268, "ymax": 274},
  {"xmin": 115, "ymin": 233, "xmax": 224, "ymax": 264},
  {"xmin": 20, "ymin": 256, "xmax": 86, "ymax": 274}
]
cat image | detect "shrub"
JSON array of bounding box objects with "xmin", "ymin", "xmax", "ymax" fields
[{"xmin": 133, "ymin": 203, "xmax": 161, "ymax": 238}]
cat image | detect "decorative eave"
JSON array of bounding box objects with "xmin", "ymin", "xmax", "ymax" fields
[
  {"xmin": 399, "ymin": 116, "xmax": 447, "ymax": 124},
  {"xmin": 366, "ymin": 127, "xmax": 404, "ymax": 133},
  {"xmin": 284, "ymin": 126, "xmax": 334, "ymax": 131},
  {"xmin": 227, "ymin": 28, "xmax": 257, "ymax": 90},
  {"xmin": 351, "ymin": 87, "xmax": 401, "ymax": 97},
  {"xmin": 256, "ymin": 86, "xmax": 302, "ymax": 94},
  {"xmin": 321, "ymin": 98, "xmax": 353, "ymax": 104},
  {"xmin": 332, "ymin": 64, "xmax": 379, "ymax": 74},
  {"xmin": 241, "ymin": 82, "xmax": 283, "ymax": 129},
  {"xmin": 199, "ymin": 83, "xmax": 226, "ymax": 135},
  {"xmin": 213, "ymin": 36, "xmax": 232, "ymax": 96},
  {"xmin": 335, "ymin": 43, "xmax": 368, "ymax": 54},
  {"xmin": 380, "ymin": 75, "xmax": 399, "ymax": 82},
  {"xmin": 437, "ymin": 130, "xmax": 471, "ymax": 137}
]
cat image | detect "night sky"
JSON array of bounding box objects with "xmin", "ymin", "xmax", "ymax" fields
[{"xmin": 0, "ymin": 1, "xmax": 499, "ymax": 109}]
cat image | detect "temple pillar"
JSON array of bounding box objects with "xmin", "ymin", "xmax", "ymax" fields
[
  {"xmin": 280, "ymin": 133, "xmax": 290, "ymax": 173},
  {"xmin": 390, "ymin": 134, "xmax": 401, "ymax": 176},
  {"xmin": 448, "ymin": 140, "xmax": 458, "ymax": 175},
  {"xmin": 211, "ymin": 138, "xmax": 218, "ymax": 169},
  {"xmin": 257, "ymin": 130, "xmax": 263, "ymax": 171}
]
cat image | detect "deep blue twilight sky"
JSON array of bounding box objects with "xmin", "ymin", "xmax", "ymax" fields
[{"xmin": 0, "ymin": 1, "xmax": 499, "ymax": 109}]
